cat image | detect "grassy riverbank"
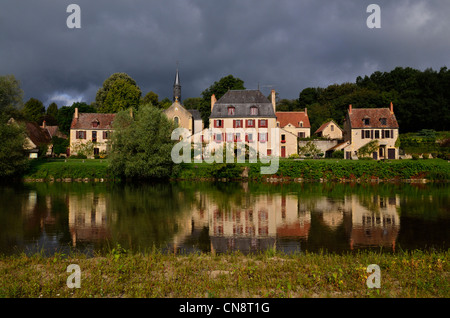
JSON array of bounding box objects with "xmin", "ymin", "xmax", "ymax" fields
[
  {"xmin": 0, "ymin": 249, "xmax": 448, "ymax": 298},
  {"xmin": 22, "ymin": 158, "xmax": 450, "ymax": 182}
]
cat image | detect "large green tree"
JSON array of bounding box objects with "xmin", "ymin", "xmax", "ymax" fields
[
  {"xmin": 0, "ymin": 74, "xmax": 23, "ymax": 112},
  {"xmin": 96, "ymin": 73, "xmax": 142, "ymax": 113},
  {"xmin": 109, "ymin": 104, "xmax": 176, "ymax": 180},
  {"xmin": 0, "ymin": 116, "xmax": 29, "ymax": 177},
  {"xmin": 198, "ymin": 74, "xmax": 245, "ymax": 126},
  {"xmin": 22, "ymin": 98, "xmax": 45, "ymax": 124}
]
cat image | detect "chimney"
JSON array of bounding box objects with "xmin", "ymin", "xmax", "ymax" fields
[
  {"xmin": 211, "ymin": 94, "xmax": 217, "ymax": 112},
  {"xmin": 349, "ymin": 104, "xmax": 352, "ymax": 114},
  {"xmin": 74, "ymin": 107, "xmax": 79, "ymax": 119},
  {"xmin": 271, "ymin": 89, "xmax": 276, "ymax": 112},
  {"xmin": 304, "ymin": 108, "xmax": 307, "ymax": 115},
  {"xmin": 42, "ymin": 120, "xmax": 46, "ymax": 128},
  {"xmin": 390, "ymin": 102, "xmax": 394, "ymax": 114}
]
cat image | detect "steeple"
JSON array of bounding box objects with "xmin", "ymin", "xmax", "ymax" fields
[{"xmin": 173, "ymin": 63, "xmax": 181, "ymax": 102}]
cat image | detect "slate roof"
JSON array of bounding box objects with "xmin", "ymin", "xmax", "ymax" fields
[
  {"xmin": 70, "ymin": 113, "xmax": 116, "ymax": 130},
  {"xmin": 346, "ymin": 108, "xmax": 399, "ymax": 129},
  {"xmin": 188, "ymin": 109, "xmax": 202, "ymax": 120},
  {"xmin": 210, "ymin": 90, "xmax": 276, "ymax": 118},
  {"xmin": 276, "ymin": 111, "xmax": 310, "ymax": 128}
]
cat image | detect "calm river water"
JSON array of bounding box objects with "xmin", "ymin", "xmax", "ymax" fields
[{"xmin": 0, "ymin": 182, "xmax": 448, "ymax": 256}]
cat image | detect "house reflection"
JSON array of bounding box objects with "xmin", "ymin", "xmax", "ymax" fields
[
  {"xmin": 172, "ymin": 187, "xmax": 400, "ymax": 254},
  {"xmin": 68, "ymin": 193, "xmax": 113, "ymax": 246}
]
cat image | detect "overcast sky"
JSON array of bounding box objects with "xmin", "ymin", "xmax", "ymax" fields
[{"xmin": 1, "ymin": 0, "xmax": 449, "ymax": 107}]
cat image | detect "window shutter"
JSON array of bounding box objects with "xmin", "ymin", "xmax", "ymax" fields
[
  {"xmin": 381, "ymin": 130, "xmax": 385, "ymax": 139},
  {"xmin": 361, "ymin": 130, "xmax": 365, "ymax": 139},
  {"xmin": 233, "ymin": 120, "xmax": 236, "ymax": 128},
  {"xmin": 371, "ymin": 130, "xmax": 374, "ymax": 139},
  {"xmin": 391, "ymin": 129, "xmax": 394, "ymax": 139}
]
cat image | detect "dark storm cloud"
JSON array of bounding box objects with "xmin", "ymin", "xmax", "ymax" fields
[{"xmin": 1, "ymin": 0, "xmax": 449, "ymax": 107}]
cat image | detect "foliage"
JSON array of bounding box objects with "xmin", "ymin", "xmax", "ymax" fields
[
  {"xmin": 71, "ymin": 140, "xmax": 95, "ymax": 158},
  {"xmin": 108, "ymin": 104, "xmax": 176, "ymax": 180},
  {"xmin": 141, "ymin": 91, "xmax": 160, "ymax": 108},
  {"xmin": 332, "ymin": 150, "xmax": 344, "ymax": 159},
  {"xmin": 51, "ymin": 136, "xmax": 69, "ymax": 156},
  {"xmin": 357, "ymin": 140, "xmax": 379, "ymax": 158},
  {"xmin": 95, "ymin": 73, "xmax": 142, "ymax": 113},
  {"xmin": 0, "ymin": 118, "xmax": 29, "ymax": 177},
  {"xmin": 298, "ymin": 141, "xmax": 321, "ymax": 158},
  {"xmin": 22, "ymin": 98, "xmax": 45, "ymax": 123},
  {"xmin": 0, "ymin": 74, "xmax": 23, "ymax": 112}
]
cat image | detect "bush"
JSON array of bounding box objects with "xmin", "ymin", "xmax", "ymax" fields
[
  {"xmin": 422, "ymin": 153, "xmax": 430, "ymax": 159},
  {"xmin": 411, "ymin": 154, "xmax": 420, "ymax": 160},
  {"xmin": 331, "ymin": 150, "xmax": 344, "ymax": 159},
  {"xmin": 289, "ymin": 153, "xmax": 300, "ymax": 159}
]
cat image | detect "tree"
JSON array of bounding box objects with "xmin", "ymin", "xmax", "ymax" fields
[
  {"xmin": 141, "ymin": 91, "xmax": 160, "ymax": 108},
  {"xmin": 0, "ymin": 117, "xmax": 29, "ymax": 177},
  {"xmin": 183, "ymin": 97, "xmax": 203, "ymax": 110},
  {"xmin": 199, "ymin": 75, "xmax": 245, "ymax": 126},
  {"xmin": 46, "ymin": 102, "xmax": 58, "ymax": 118},
  {"xmin": 95, "ymin": 73, "xmax": 142, "ymax": 113},
  {"xmin": 22, "ymin": 98, "xmax": 45, "ymax": 123},
  {"xmin": 109, "ymin": 104, "xmax": 176, "ymax": 180},
  {"xmin": 0, "ymin": 74, "xmax": 23, "ymax": 113}
]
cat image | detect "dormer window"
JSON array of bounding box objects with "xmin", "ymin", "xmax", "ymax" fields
[
  {"xmin": 380, "ymin": 118, "xmax": 387, "ymax": 125},
  {"xmin": 228, "ymin": 106, "xmax": 235, "ymax": 115},
  {"xmin": 363, "ymin": 118, "xmax": 370, "ymax": 126},
  {"xmin": 250, "ymin": 106, "xmax": 258, "ymax": 116},
  {"xmin": 299, "ymin": 121, "xmax": 303, "ymax": 128},
  {"xmin": 92, "ymin": 119, "xmax": 99, "ymax": 128}
]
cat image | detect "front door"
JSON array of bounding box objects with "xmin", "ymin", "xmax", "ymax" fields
[
  {"xmin": 388, "ymin": 148, "xmax": 396, "ymax": 159},
  {"xmin": 281, "ymin": 146, "xmax": 286, "ymax": 158},
  {"xmin": 373, "ymin": 151, "xmax": 378, "ymax": 160}
]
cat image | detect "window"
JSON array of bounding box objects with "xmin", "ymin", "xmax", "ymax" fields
[
  {"xmin": 76, "ymin": 131, "xmax": 86, "ymax": 139},
  {"xmin": 92, "ymin": 131, "xmax": 97, "ymax": 142},
  {"xmin": 215, "ymin": 133, "xmax": 223, "ymax": 142},
  {"xmin": 258, "ymin": 119, "xmax": 268, "ymax": 128},
  {"xmin": 299, "ymin": 121, "xmax": 303, "ymax": 128},
  {"xmin": 384, "ymin": 130, "xmax": 390, "ymax": 138},
  {"xmin": 363, "ymin": 118, "xmax": 370, "ymax": 126},
  {"xmin": 246, "ymin": 133, "xmax": 253, "ymax": 142},
  {"xmin": 233, "ymin": 120, "xmax": 243, "ymax": 128},
  {"xmin": 259, "ymin": 132, "xmax": 267, "ymax": 142},
  {"xmin": 234, "ymin": 133, "xmax": 241, "ymax": 142},
  {"xmin": 298, "ymin": 132, "xmax": 305, "ymax": 138},
  {"xmin": 103, "ymin": 131, "xmax": 111, "ymax": 139},
  {"xmin": 92, "ymin": 121, "xmax": 98, "ymax": 128},
  {"xmin": 226, "ymin": 133, "xmax": 233, "ymax": 142},
  {"xmin": 214, "ymin": 119, "xmax": 223, "ymax": 128},
  {"xmin": 250, "ymin": 106, "xmax": 258, "ymax": 116},
  {"xmin": 94, "ymin": 148, "xmax": 99, "ymax": 155},
  {"xmin": 228, "ymin": 107, "xmax": 235, "ymax": 115},
  {"xmin": 246, "ymin": 119, "xmax": 255, "ymax": 127},
  {"xmin": 365, "ymin": 130, "xmax": 371, "ymax": 139},
  {"xmin": 331, "ymin": 125, "xmax": 334, "ymax": 131},
  {"xmin": 174, "ymin": 116, "xmax": 179, "ymax": 126},
  {"xmin": 375, "ymin": 130, "xmax": 380, "ymax": 139},
  {"xmin": 281, "ymin": 134, "xmax": 286, "ymax": 143},
  {"xmin": 380, "ymin": 118, "xmax": 387, "ymax": 125}
]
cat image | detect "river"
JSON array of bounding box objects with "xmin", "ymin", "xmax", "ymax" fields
[{"xmin": 0, "ymin": 181, "xmax": 448, "ymax": 256}]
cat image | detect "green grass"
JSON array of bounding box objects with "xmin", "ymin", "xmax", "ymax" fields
[
  {"xmin": 23, "ymin": 159, "xmax": 113, "ymax": 181},
  {"xmin": 22, "ymin": 158, "xmax": 450, "ymax": 182},
  {"xmin": 0, "ymin": 248, "xmax": 448, "ymax": 298}
]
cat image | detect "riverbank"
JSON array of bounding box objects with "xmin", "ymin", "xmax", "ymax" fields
[
  {"xmin": 22, "ymin": 158, "xmax": 450, "ymax": 183},
  {"xmin": 0, "ymin": 249, "xmax": 448, "ymax": 298}
]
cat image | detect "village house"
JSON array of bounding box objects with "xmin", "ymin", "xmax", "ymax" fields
[
  {"xmin": 8, "ymin": 118, "xmax": 52, "ymax": 158},
  {"xmin": 69, "ymin": 108, "xmax": 115, "ymax": 158},
  {"xmin": 275, "ymin": 110, "xmax": 311, "ymax": 157},
  {"xmin": 341, "ymin": 103, "xmax": 399, "ymax": 160},
  {"xmin": 208, "ymin": 89, "xmax": 280, "ymax": 156},
  {"xmin": 314, "ymin": 120, "xmax": 343, "ymax": 140},
  {"xmin": 164, "ymin": 68, "xmax": 203, "ymax": 136}
]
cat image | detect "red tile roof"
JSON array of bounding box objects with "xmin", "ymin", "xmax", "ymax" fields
[
  {"xmin": 70, "ymin": 113, "xmax": 116, "ymax": 130},
  {"xmin": 276, "ymin": 111, "xmax": 310, "ymax": 128},
  {"xmin": 346, "ymin": 107, "xmax": 399, "ymax": 129}
]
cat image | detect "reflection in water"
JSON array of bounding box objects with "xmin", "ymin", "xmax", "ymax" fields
[{"xmin": 0, "ymin": 182, "xmax": 448, "ymax": 255}]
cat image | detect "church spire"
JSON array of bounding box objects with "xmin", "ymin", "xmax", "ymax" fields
[{"xmin": 173, "ymin": 63, "xmax": 181, "ymax": 102}]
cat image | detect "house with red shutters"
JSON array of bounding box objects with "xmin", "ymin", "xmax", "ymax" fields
[{"xmin": 342, "ymin": 103, "xmax": 399, "ymax": 160}]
